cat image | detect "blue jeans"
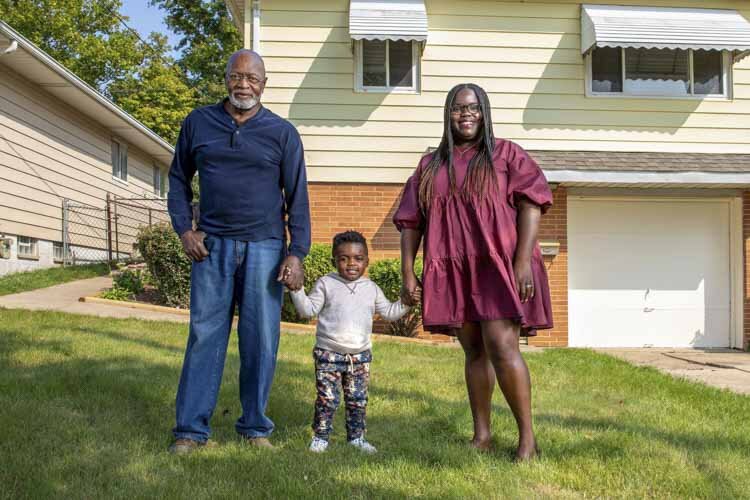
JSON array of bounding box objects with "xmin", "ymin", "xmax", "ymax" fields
[{"xmin": 173, "ymin": 236, "xmax": 284, "ymax": 442}]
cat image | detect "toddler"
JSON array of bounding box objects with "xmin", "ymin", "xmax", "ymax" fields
[{"xmin": 290, "ymin": 230, "xmax": 417, "ymax": 453}]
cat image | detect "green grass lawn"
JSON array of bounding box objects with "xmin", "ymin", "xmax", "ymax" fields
[
  {"xmin": 1, "ymin": 309, "xmax": 748, "ymax": 499},
  {"xmin": 0, "ymin": 263, "xmax": 109, "ymax": 296}
]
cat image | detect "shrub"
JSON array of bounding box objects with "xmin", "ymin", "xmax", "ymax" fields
[
  {"xmin": 368, "ymin": 257, "xmax": 424, "ymax": 337},
  {"xmin": 136, "ymin": 223, "xmax": 191, "ymax": 308},
  {"xmin": 101, "ymin": 287, "xmax": 132, "ymax": 301},
  {"xmin": 112, "ymin": 269, "xmax": 145, "ymax": 295},
  {"xmin": 282, "ymin": 243, "xmax": 335, "ymax": 323}
]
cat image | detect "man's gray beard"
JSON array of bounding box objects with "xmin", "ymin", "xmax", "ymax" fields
[{"xmin": 228, "ymin": 93, "xmax": 258, "ymax": 110}]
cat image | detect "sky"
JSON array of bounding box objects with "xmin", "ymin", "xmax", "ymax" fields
[{"xmin": 119, "ymin": 0, "xmax": 181, "ymax": 57}]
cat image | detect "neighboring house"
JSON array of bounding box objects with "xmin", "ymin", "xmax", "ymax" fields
[
  {"xmin": 225, "ymin": 0, "xmax": 750, "ymax": 350},
  {"xmin": 0, "ymin": 21, "xmax": 174, "ymax": 275}
]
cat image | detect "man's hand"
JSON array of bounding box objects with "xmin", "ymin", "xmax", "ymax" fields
[
  {"xmin": 180, "ymin": 230, "xmax": 208, "ymax": 262},
  {"xmin": 277, "ymin": 255, "xmax": 304, "ymax": 291}
]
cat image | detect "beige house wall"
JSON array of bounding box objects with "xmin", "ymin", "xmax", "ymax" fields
[
  {"xmin": 246, "ymin": 0, "xmax": 750, "ymax": 183},
  {"xmin": 0, "ymin": 68, "xmax": 169, "ymax": 245}
]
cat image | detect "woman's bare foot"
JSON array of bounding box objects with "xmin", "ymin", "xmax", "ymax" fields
[
  {"xmin": 513, "ymin": 439, "xmax": 539, "ymax": 462},
  {"xmin": 470, "ymin": 436, "xmax": 492, "ymax": 451}
]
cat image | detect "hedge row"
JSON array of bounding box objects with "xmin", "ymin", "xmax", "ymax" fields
[{"xmin": 136, "ymin": 224, "xmax": 423, "ymax": 336}]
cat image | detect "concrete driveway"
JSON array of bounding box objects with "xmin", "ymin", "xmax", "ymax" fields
[{"xmin": 597, "ymin": 348, "xmax": 750, "ymax": 395}]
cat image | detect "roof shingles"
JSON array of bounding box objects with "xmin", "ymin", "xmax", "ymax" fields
[{"xmin": 529, "ymin": 151, "xmax": 750, "ymax": 173}]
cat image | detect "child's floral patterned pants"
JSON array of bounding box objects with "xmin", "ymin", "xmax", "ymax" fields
[{"xmin": 311, "ymin": 348, "xmax": 371, "ymax": 441}]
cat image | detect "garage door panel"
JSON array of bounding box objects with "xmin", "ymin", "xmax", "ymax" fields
[{"xmin": 569, "ymin": 198, "xmax": 730, "ymax": 348}]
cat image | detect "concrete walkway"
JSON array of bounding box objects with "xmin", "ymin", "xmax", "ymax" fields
[
  {"xmin": 597, "ymin": 348, "xmax": 750, "ymax": 395},
  {"xmin": 0, "ymin": 276, "xmax": 189, "ymax": 323}
]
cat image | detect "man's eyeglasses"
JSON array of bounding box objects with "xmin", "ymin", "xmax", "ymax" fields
[
  {"xmin": 450, "ymin": 103, "xmax": 481, "ymax": 115},
  {"xmin": 227, "ymin": 73, "xmax": 264, "ymax": 84}
]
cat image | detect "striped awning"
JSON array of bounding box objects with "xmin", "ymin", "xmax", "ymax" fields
[
  {"xmin": 581, "ymin": 4, "xmax": 750, "ymax": 56},
  {"xmin": 349, "ymin": 0, "xmax": 428, "ymax": 42}
]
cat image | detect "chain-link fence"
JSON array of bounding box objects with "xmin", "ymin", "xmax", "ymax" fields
[
  {"xmin": 107, "ymin": 196, "xmax": 170, "ymax": 262},
  {"xmin": 62, "ymin": 195, "xmax": 169, "ymax": 267}
]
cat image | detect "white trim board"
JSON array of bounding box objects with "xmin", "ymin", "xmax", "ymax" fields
[{"xmin": 546, "ymin": 169, "xmax": 750, "ymax": 187}]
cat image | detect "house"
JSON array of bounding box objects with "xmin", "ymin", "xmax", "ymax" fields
[
  {"xmin": 224, "ymin": 0, "xmax": 750, "ymax": 350},
  {"xmin": 0, "ymin": 21, "xmax": 174, "ymax": 275}
]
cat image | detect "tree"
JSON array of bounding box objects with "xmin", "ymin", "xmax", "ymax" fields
[
  {"xmin": 109, "ymin": 34, "xmax": 196, "ymax": 144},
  {"xmin": 0, "ymin": 0, "xmax": 145, "ymax": 93},
  {"xmin": 150, "ymin": 0, "xmax": 241, "ymax": 106}
]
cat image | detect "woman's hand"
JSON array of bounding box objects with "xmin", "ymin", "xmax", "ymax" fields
[
  {"xmin": 401, "ymin": 273, "xmax": 422, "ymax": 307},
  {"xmin": 513, "ymin": 258, "xmax": 534, "ymax": 303}
]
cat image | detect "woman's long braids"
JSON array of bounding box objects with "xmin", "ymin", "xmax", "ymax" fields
[{"xmin": 417, "ymin": 83, "xmax": 496, "ymax": 212}]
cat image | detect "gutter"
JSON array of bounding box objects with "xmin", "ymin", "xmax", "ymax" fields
[
  {"xmin": 544, "ymin": 169, "xmax": 750, "ymax": 186},
  {"xmin": 0, "ymin": 21, "xmax": 174, "ymax": 156},
  {"xmin": 252, "ymin": 0, "xmax": 261, "ymax": 53}
]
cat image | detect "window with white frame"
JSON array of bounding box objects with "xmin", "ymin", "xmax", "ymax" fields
[
  {"xmin": 112, "ymin": 139, "xmax": 128, "ymax": 182},
  {"xmin": 356, "ymin": 39, "xmax": 420, "ymax": 92},
  {"xmin": 153, "ymin": 165, "xmax": 167, "ymax": 197},
  {"xmin": 588, "ymin": 47, "xmax": 729, "ymax": 98},
  {"xmin": 17, "ymin": 236, "xmax": 38, "ymax": 259}
]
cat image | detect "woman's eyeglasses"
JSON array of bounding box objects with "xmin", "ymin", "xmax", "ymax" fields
[
  {"xmin": 450, "ymin": 103, "xmax": 481, "ymax": 115},
  {"xmin": 227, "ymin": 73, "xmax": 264, "ymax": 84}
]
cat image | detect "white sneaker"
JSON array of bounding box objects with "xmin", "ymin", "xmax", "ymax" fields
[
  {"xmin": 348, "ymin": 437, "xmax": 377, "ymax": 454},
  {"xmin": 309, "ymin": 437, "xmax": 329, "ymax": 453}
]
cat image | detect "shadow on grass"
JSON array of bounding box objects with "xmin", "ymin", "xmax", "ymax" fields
[{"xmin": 1, "ymin": 315, "xmax": 749, "ymax": 497}]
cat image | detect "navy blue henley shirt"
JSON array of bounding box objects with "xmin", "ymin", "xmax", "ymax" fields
[{"xmin": 167, "ymin": 102, "xmax": 311, "ymax": 260}]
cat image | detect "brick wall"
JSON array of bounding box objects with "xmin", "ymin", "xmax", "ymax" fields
[
  {"xmin": 744, "ymin": 191, "xmax": 750, "ymax": 350},
  {"xmin": 530, "ymin": 187, "xmax": 568, "ymax": 347},
  {"xmin": 309, "ymin": 183, "xmax": 404, "ymax": 260},
  {"xmin": 307, "ymin": 181, "xmax": 570, "ymax": 346}
]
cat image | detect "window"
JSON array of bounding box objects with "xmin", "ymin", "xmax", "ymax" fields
[
  {"xmin": 588, "ymin": 47, "xmax": 728, "ymax": 98},
  {"xmin": 112, "ymin": 139, "xmax": 128, "ymax": 182},
  {"xmin": 17, "ymin": 236, "xmax": 38, "ymax": 259},
  {"xmin": 153, "ymin": 165, "xmax": 167, "ymax": 197},
  {"xmin": 356, "ymin": 39, "xmax": 419, "ymax": 92},
  {"xmin": 53, "ymin": 242, "xmax": 66, "ymax": 262}
]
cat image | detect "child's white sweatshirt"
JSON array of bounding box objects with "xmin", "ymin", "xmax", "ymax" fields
[{"xmin": 290, "ymin": 272, "xmax": 409, "ymax": 354}]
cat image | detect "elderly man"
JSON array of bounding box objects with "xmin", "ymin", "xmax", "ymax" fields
[{"xmin": 167, "ymin": 49, "xmax": 310, "ymax": 454}]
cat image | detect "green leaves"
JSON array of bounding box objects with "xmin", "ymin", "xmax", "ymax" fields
[
  {"xmin": 135, "ymin": 223, "xmax": 191, "ymax": 308},
  {"xmin": 368, "ymin": 257, "xmax": 424, "ymax": 337},
  {"xmin": 108, "ymin": 33, "xmax": 196, "ymax": 144},
  {"xmin": 0, "ymin": 0, "xmax": 241, "ymax": 145},
  {"xmin": 0, "ymin": 0, "xmax": 145, "ymax": 92},
  {"xmin": 150, "ymin": 0, "xmax": 241, "ymax": 106}
]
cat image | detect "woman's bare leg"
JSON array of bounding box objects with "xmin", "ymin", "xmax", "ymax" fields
[
  {"xmin": 455, "ymin": 322, "xmax": 496, "ymax": 449},
  {"xmin": 481, "ymin": 319, "xmax": 537, "ymax": 461}
]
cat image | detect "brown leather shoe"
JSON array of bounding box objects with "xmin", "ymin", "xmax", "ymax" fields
[
  {"xmin": 168, "ymin": 438, "xmax": 217, "ymax": 455},
  {"xmin": 241, "ymin": 436, "xmax": 274, "ymax": 449}
]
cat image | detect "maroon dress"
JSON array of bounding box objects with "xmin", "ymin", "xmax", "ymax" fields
[{"xmin": 393, "ymin": 139, "xmax": 553, "ymax": 335}]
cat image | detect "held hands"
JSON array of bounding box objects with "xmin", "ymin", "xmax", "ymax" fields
[
  {"xmin": 180, "ymin": 230, "xmax": 209, "ymax": 262},
  {"xmin": 277, "ymin": 255, "xmax": 304, "ymax": 291},
  {"xmin": 513, "ymin": 258, "xmax": 534, "ymax": 303},
  {"xmin": 400, "ymin": 273, "xmax": 422, "ymax": 307}
]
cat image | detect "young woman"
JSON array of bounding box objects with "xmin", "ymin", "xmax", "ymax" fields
[{"xmin": 394, "ymin": 83, "xmax": 553, "ymax": 461}]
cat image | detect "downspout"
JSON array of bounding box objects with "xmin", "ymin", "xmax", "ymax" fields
[
  {"xmin": 243, "ymin": 0, "xmax": 251, "ymax": 49},
  {"xmin": 252, "ymin": 0, "xmax": 261, "ymax": 54},
  {"xmin": 0, "ymin": 39, "xmax": 18, "ymax": 56}
]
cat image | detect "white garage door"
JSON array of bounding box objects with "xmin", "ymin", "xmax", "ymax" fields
[{"xmin": 568, "ymin": 198, "xmax": 731, "ymax": 348}]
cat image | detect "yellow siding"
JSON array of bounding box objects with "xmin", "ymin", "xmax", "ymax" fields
[
  {"xmin": 257, "ymin": 0, "xmax": 750, "ymax": 183},
  {"xmin": 0, "ymin": 69, "xmax": 169, "ymax": 242}
]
